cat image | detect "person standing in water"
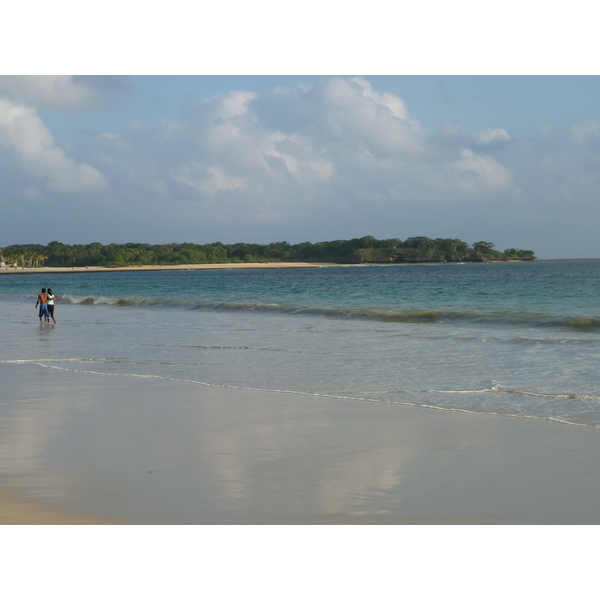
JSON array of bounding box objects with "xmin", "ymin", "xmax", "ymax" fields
[
  {"xmin": 47, "ymin": 288, "xmax": 57, "ymax": 324},
  {"xmin": 35, "ymin": 288, "xmax": 50, "ymax": 323}
]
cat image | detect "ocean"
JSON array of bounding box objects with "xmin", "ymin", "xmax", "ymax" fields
[{"xmin": 2, "ymin": 260, "xmax": 600, "ymax": 428}]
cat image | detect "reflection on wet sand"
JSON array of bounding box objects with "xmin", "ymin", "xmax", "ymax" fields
[
  {"xmin": 0, "ymin": 364, "xmax": 420, "ymax": 523},
  {"xmin": 3, "ymin": 363, "xmax": 600, "ymax": 524}
]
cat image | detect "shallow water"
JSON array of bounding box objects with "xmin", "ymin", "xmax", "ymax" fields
[{"xmin": 2, "ymin": 261, "xmax": 600, "ymax": 426}]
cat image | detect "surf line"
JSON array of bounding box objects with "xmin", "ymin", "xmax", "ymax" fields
[{"xmin": 7, "ymin": 360, "xmax": 597, "ymax": 429}]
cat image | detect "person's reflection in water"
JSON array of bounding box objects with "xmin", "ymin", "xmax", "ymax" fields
[{"xmin": 37, "ymin": 320, "xmax": 54, "ymax": 349}]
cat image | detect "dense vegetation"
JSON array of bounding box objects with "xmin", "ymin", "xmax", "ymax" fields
[{"xmin": 1, "ymin": 237, "xmax": 536, "ymax": 268}]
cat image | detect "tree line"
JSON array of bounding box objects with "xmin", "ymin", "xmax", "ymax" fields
[
  {"xmin": 1, "ymin": 249, "xmax": 48, "ymax": 266},
  {"xmin": 1, "ymin": 237, "xmax": 536, "ymax": 268}
]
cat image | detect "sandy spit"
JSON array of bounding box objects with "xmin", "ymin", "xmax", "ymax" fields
[{"xmin": 0, "ymin": 262, "xmax": 340, "ymax": 275}]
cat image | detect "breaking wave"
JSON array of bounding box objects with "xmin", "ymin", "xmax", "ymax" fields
[
  {"xmin": 58, "ymin": 294, "xmax": 600, "ymax": 331},
  {"xmin": 429, "ymin": 382, "xmax": 600, "ymax": 402}
]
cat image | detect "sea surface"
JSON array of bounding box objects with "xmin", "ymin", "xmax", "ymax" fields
[{"xmin": 2, "ymin": 260, "xmax": 600, "ymax": 427}]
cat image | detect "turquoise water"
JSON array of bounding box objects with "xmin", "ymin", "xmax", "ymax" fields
[{"xmin": 2, "ymin": 261, "xmax": 600, "ymax": 426}]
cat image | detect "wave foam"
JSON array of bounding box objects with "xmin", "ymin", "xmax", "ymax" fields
[
  {"xmin": 56, "ymin": 295, "xmax": 600, "ymax": 331},
  {"xmin": 4, "ymin": 360, "xmax": 598, "ymax": 428}
]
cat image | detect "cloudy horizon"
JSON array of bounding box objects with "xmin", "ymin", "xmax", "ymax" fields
[{"xmin": 1, "ymin": 75, "xmax": 600, "ymax": 259}]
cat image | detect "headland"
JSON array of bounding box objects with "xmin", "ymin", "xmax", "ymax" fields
[{"xmin": 0, "ymin": 262, "xmax": 338, "ymax": 275}]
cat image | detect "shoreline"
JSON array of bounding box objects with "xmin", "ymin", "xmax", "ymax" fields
[
  {"xmin": 2, "ymin": 362, "xmax": 600, "ymax": 524},
  {"xmin": 0, "ymin": 258, "xmax": 587, "ymax": 275},
  {"xmin": 0, "ymin": 262, "xmax": 339, "ymax": 275}
]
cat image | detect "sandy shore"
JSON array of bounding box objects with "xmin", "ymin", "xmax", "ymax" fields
[
  {"xmin": 1, "ymin": 260, "xmax": 557, "ymax": 275},
  {"xmin": 2, "ymin": 363, "xmax": 600, "ymax": 524},
  {"xmin": 0, "ymin": 262, "xmax": 339, "ymax": 275}
]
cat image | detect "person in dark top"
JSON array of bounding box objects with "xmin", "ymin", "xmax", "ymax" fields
[{"xmin": 47, "ymin": 288, "xmax": 57, "ymax": 324}]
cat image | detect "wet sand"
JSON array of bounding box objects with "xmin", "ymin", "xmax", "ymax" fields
[
  {"xmin": 0, "ymin": 486, "xmax": 118, "ymax": 524},
  {"xmin": 2, "ymin": 362, "xmax": 600, "ymax": 524}
]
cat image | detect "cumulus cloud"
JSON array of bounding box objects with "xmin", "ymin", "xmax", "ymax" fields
[
  {"xmin": 503, "ymin": 124, "xmax": 600, "ymax": 211},
  {"xmin": 320, "ymin": 77, "xmax": 425, "ymax": 157},
  {"xmin": 149, "ymin": 88, "xmax": 339, "ymax": 214},
  {"xmin": 173, "ymin": 163, "xmax": 248, "ymax": 196},
  {"xmin": 570, "ymin": 120, "xmax": 600, "ymax": 142},
  {"xmin": 0, "ymin": 75, "xmax": 130, "ymax": 110},
  {"xmin": 447, "ymin": 149, "xmax": 512, "ymax": 192},
  {"xmin": 348, "ymin": 77, "xmax": 414, "ymax": 121},
  {"xmin": 473, "ymin": 128, "xmax": 510, "ymax": 144},
  {"xmin": 0, "ymin": 98, "xmax": 107, "ymax": 193},
  {"xmin": 210, "ymin": 89, "xmax": 257, "ymax": 120},
  {"xmin": 32, "ymin": 76, "xmax": 515, "ymax": 236},
  {"xmin": 130, "ymin": 78, "xmax": 509, "ymax": 218},
  {"xmin": 4, "ymin": 76, "xmax": 600, "ymax": 258},
  {"xmin": 0, "ymin": 77, "xmax": 522, "ymax": 222}
]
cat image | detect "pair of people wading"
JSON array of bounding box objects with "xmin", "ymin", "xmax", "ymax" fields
[{"xmin": 35, "ymin": 288, "xmax": 57, "ymax": 323}]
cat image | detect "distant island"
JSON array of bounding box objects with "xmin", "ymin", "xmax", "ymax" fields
[{"xmin": 0, "ymin": 237, "xmax": 536, "ymax": 268}]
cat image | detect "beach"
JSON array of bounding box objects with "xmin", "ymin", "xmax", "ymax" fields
[
  {"xmin": 2, "ymin": 361, "xmax": 600, "ymax": 524},
  {"xmin": 0, "ymin": 487, "xmax": 117, "ymax": 524},
  {"xmin": 3, "ymin": 261, "xmax": 600, "ymax": 524},
  {"xmin": 0, "ymin": 262, "xmax": 338, "ymax": 275}
]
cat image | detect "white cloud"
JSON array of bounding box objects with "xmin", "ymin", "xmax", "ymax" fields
[
  {"xmin": 173, "ymin": 163, "xmax": 247, "ymax": 196},
  {"xmin": 5, "ymin": 76, "xmax": 600, "ymax": 258},
  {"xmin": 321, "ymin": 77, "xmax": 425, "ymax": 157},
  {"xmin": 448, "ymin": 149, "xmax": 512, "ymax": 192},
  {"xmin": 0, "ymin": 76, "xmax": 96, "ymax": 109},
  {"xmin": 259, "ymin": 131, "xmax": 335, "ymax": 182},
  {"xmin": 349, "ymin": 76, "xmax": 415, "ymax": 122},
  {"xmin": 0, "ymin": 100, "xmax": 53, "ymax": 154},
  {"xmin": 570, "ymin": 120, "xmax": 600, "ymax": 141},
  {"xmin": 0, "ymin": 75, "xmax": 130, "ymax": 110},
  {"xmin": 0, "ymin": 98, "xmax": 108, "ymax": 193},
  {"xmin": 74, "ymin": 78, "xmax": 517, "ymax": 224},
  {"xmin": 209, "ymin": 89, "xmax": 257, "ymax": 120},
  {"xmin": 176, "ymin": 89, "xmax": 337, "ymax": 192},
  {"xmin": 97, "ymin": 132, "xmax": 120, "ymax": 140},
  {"xmin": 473, "ymin": 128, "xmax": 510, "ymax": 144},
  {"xmin": 0, "ymin": 77, "xmax": 516, "ymax": 223}
]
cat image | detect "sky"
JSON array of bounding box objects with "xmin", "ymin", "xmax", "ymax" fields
[{"xmin": 1, "ymin": 4, "xmax": 600, "ymax": 259}]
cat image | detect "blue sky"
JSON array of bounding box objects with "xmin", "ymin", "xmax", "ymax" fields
[
  {"xmin": 36, "ymin": 76, "xmax": 600, "ymax": 145},
  {"xmin": 1, "ymin": 4, "xmax": 599, "ymax": 259}
]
